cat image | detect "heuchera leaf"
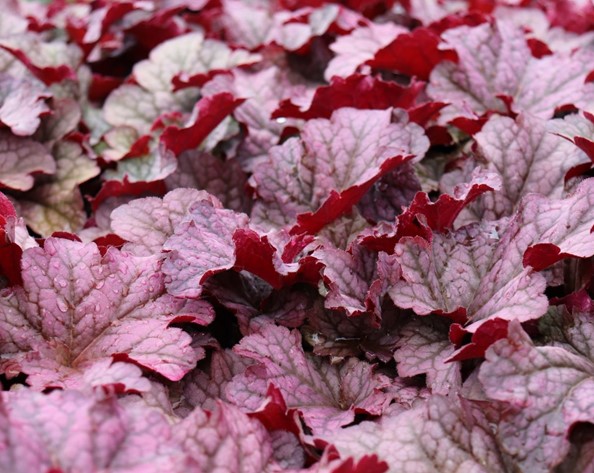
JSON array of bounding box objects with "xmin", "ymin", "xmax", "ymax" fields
[
  {"xmin": 366, "ymin": 27, "xmax": 458, "ymax": 81},
  {"xmin": 0, "ymin": 130, "xmax": 55, "ymax": 191},
  {"xmin": 165, "ymin": 150, "xmax": 249, "ymax": 212},
  {"xmin": 175, "ymin": 401, "xmax": 278, "ymax": 473},
  {"xmin": 302, "ymin": 298, "xmax": 399, "ymax": 362},
  {"xmin": 393, "ymin": 318, "xmax": 461, "ymax": 395},
  {"xmin": 250, "ymin": 108, "xmax": 429, "ymax": 233},
  {"xmin": 103, "ymin": 31, "xmax": 260, "ymax": 134},
  {"xmin": 163, "ymin": 199, "xmax": 297, "ymax": 297},
  {"xmin": 162, "ymin": 200, "xmax": 246, "ymax": 297},
  {"xmin": 388, "ymin": 221, "xmax": 548, "ymax": 333},
  {"xmin": 273, "ymin": 74, "xmax": 423, "ymax": 120},
  {"xmin": 471, "ymin": 113, "xmax": 591, "ymax": 218},
  {"xmin": 397, "ymin": 167, "xmax": 501, "ymax": 235},
  {"xmin": 110, "ymin": 188, "xmax": 218, "ymax": 256},
  {"xmin": 520, "ymin": 178, "xmax": 594, "ymax": 270},
  {"xmin": 324, "ymin": 22, "xmax": 406, "ymax": 81},
  {"xmin": 327, "ymin": 395, "xmax": 507, "ymax": 472},
  {"xmin": 0, "ymin": 389, "xmax": 192, "ymax": 473},
  {"xmin": 18, "ymin": 141, "xmax": 99, "ymax": 236},
  {"xmin": 312, "ymin": 243, "xmax": 379, "ymax": 318},
  {"xmin": 0, "ymin": 237, "xmax": 201, "ymax": 388},
  {"xmin": 177, "ymin": 349, "xmax": 253, "ymax": 414},
  {"xmin": 230, "ymin": 323, "xmax": 391, "ymax": 435},
  {"xmin": 479, "ymin": 321, "xmax": 594, "ymax": 472},
  {"xmin": 160, "ymin": 92, "xmax": 245, "ymax": 156},
  {"xmin": 428, "ymin": 19, "xmax": 594, "ymax": 121},
  {"xmin": 0, "ymin": 74, "xmax": 50, "ymax": 136}
]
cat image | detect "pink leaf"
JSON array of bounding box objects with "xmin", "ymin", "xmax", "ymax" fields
[
  {"xmin": 471, "ymin": 113, "xmax": 591, "ymax": 218},
  {"xmin": 428, "ymin": 20, "xmax": 594, "ymax": 121},
  {"xmin": 0, "ymin": 75, "xmax": 49, "ymax": 136},
  {"xmin": 0, "ymin": 389, "xmax": 192, "ymax": 472},
  {"xmin": 163, "ymin": 200, "xmax": 249, "ymax": 298},
  {"xmin": 324, "ymin": 22, "xmax": 406, "ymax": 81},
  {"xmin": 394, "ymin": 318, "xmax": 462, "ymax": 395},
  {"xmin": 479, "ymin": 321, "xmax": 594, "ymax": 472},
  {"xmin": 175, "ymin": 402, "xmax": 278, "ymax": 472},
  {"xmin": 327, "ymin": 395, "xmax": 506, "ymax": 472},
  {"xmin": 388, "ymin": 222, "xmax": 548, "ymax": 333},
  {"xmin": 110, "ymin": 188, "xmax": 218, "ymax": 256},
  {"xmin": 0, "ymin": 238, "xmax": 201, "ymax": 387},
  {"xmin": 231, "ymin": 323, "xmax": 391, "ymax": 435},
  {"xmin": 250, "ymin": 108, "xmax": 429, "ymax": 232},
  {"xmin": 0, "ymin": 131, "xmax": 55, "ymax": 191}
]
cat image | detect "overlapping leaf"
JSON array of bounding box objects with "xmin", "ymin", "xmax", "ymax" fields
[
  {"xmin": 250, "ymin": 107, "xmax": 429, "ymax": 233},
  {"xmin": 0, "ymin": 389, "xmax": 193, "ymax": 473},
  {"xmin": 229, "ymin": 323, "xmax": 391, "ymax": 435},
  {"xmin": 428, "ymin": 19, "xmax": 594, "ymax": 121},
  {"xmin": 0, "ymin": 237, "xmax": 204, "ymax": 388},
  {"xmin": 479, "ymin": 321, "xmax": 594, "ymax": 472}
]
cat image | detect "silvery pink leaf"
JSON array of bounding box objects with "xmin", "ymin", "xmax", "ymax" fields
[
  {"xmin": 0, "ymin": 237, "xmax": 201, "ymax": 387},
  {"xmin": 162, "ymin": 200, "xmax": 250, "ymax": 298},
  {"xmin": 479, "ymin": 321, "xmax": 594, "ymax": 472},
  {"xmin": 471, "ymin": 113, "xmax": 591, "ymax": 218},
  {"xmin": 111, "ymin": 188, "xmax": 218, "ymax": 256},
  {"xmin": 0, "ymin": 130, "xmax": 55, "ymax": 191},
  {"xmin": 325, "ymin": 22, "xmax": 406, "ymax": 80},
  {"xmin": 428, "ymin": 20, "xmax": 594, "ymax": 120},
  {"xmin": 177, "ymin": 349, "xmax": 253, "ymax": 414},
  {"xmin": 249, "ymin": 108, "xmax": 429, "ymax": 233},
  {"xmin": 388, "ymin": 221, "xmax": 548, "ymax": 333},
  {"xmin": 0, "ymin": 389, "xmax": 193, "ymax": 472},
  {"xmin": 175, "ymin": 402, "xmax": 277, "ymax": 473},
  {"xmin": 327, "ymin": 395, "xmax": 507, "ymax": 473},
  {"xmin": 312, "ymin": 244, "xmax": 377, "ymax": 317},
  {"xmin": 0, "ymin": 74, "xmax": 49, "ymax": 136},
  {"xmin": 394, "ymin": 318, "xmax": 462, "ymax": 395},
  {"xmin": 230, "ymin": 323, "xmax": 391, "ymax": 435}
]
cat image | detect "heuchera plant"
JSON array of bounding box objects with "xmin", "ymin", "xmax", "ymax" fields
[{"xmin": 2, "ymin": 0, "xmax": 594, "ymax": 471}]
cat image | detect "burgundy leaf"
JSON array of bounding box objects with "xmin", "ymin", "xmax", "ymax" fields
[
  {"xmin": 398, "ymin": 167, "xmax": 501, "ymax": 234},
  {"xmin": 273, "ymin": 74, "xmax": 423, "ymax": 120},
  {"xmin": 160, "ymin": 92, "xmax": 245, "ymax": 156},
  {"xmin": 367, "ymin": 27, "xmax": 458, "ymax": 81}
]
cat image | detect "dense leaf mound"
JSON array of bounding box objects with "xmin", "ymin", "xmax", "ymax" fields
[{"xmin": 1, "ymin": 0, "xmax": 594, "ymax": 471}]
